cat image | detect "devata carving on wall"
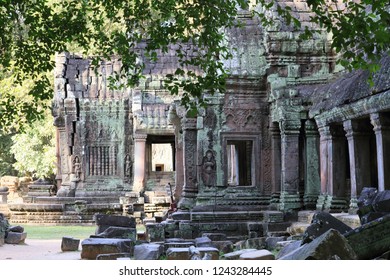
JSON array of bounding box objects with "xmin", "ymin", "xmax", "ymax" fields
[{"xmin": 201, "ymin": 150, "xmax": 216, "ymax": 187}]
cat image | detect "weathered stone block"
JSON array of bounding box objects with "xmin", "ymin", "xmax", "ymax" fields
[
  {"xmin": 8, "ymin": 225, "xmax": 24, "ymax": 233},
  {"xmin": 344, "ymin": 214, "xmax": 390, "ymax": 259},
  {"xmin": 221, "ymin": 249, "xmax": 257, "ymax": 260},
  {"xmin": 302, "ymin": 211, "xmax": 352, "ymax": 244},
  {"xmin": 279, "ymin": 229, "xmax": 357, "ymax": 260},
  {"xmin": 171, "ymin": 211, "xmax": 191, "ymax": 221},
  {"xmin": 5, "ymin": 232, "xmax": 27, "ymax": 244},
  {"xmin": 146, "ymin": 223, "xmax": 165, "ymax": 242},
  {"xmin": 96, "ymin": 253, "xmax": 132, "ymax": 260},
  {"xmin": 239, "ymin": 249, "xmax": 275, "ymax": 260},
  {"xmin": 202, "ymin": 233, "xmax": 226, "ymax": 241},
  {"xmin": 212, "ymin": 241, "xmax": 234, "ymax": 254},
  {"xmin": 134, "ymin": 243, "xmax": 163, "ymax": 260},
  {"xmin": 166, "ymin": 247, "xmax": 219, "ymax": 260},
  {"xmin": 276, "ymin": 240, "xmax": 302, "ymax": 259},
  {"xmin": 242, "ymin": 237, "xmax": 267, "ymax": 250},
  {"xmin": 265, "ymin": 236, "xmax": 286, "ymax": 251},
  {"xmin": 61, "ymin": 237, "xmax": 80, "ymax": 251},
  {"xmin": 164, "ymin": 241, "xmax": 195, "ymax": 253},
  {"xmin": 195, "ymin": 236, "xmax": 213, "ymax": 247},
  {"xmin": 94, "ymin": 214, "xmax": 136, "ymax": 234},
  {"xmin": 93, "ymin": 226, "xmax": 136, "ymax": 240},
  {"xmin": 81, "ymin": 238, "xmax": 134, "ymax": 260}
]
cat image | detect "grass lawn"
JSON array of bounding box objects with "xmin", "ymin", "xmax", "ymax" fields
[
  {"xmin": 16, "ymin": 224, "xmax": 96, "ymax": 240},
  {"xmin": 15, "ymin": 224, "xmax": 146, "ymax": 240}
]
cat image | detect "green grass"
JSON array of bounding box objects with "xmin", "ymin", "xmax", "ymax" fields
[
  {"xmin": 15, "ymin": 224, "xmax": 146, "ymax": 240},
  {"xmin": 17, "ymin": 225, "xmax": 96, "ymax": 240}
]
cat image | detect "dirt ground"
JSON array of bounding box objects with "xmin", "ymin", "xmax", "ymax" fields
[{"xmin": 0, "ymin": 239, "xmax": 81, "ymax": 260}]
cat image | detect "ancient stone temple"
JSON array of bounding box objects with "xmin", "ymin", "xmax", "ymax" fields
[{"xmin": 5, "ymin": 2, "xmax": 389, "ymax": 236}]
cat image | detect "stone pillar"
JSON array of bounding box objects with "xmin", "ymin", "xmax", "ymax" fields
[
  {"xmin": 316, "ymin": 125, "xmax": 331, "ymax": 210},
  {"xmin": 279, "ymin": 120, "xmax": 301, "ymax": 211},
  {"xmin": 304, "ymin": 120, "xmax": 320, "ymax": 210},
  {"xmin": 178, "ymin": 118, "xmax": 198, "ymax": 210},
  {"xmin": 370, "ymin": 113, "xmax": 390, "ymax": 191},
  {"xmin": 133, "ymin": 133, "xmax": 147, "ymax": 194},
  {"xmin": 317, "ymin": 125, "xmax": 348, "ymax": 211},
  {"xmin": 343, "ymin": 120, "xmax": 372, "ymax": 213},
  {"xmin": 270, "ymin": 122, "xmax": 281, "ymax": 194}
]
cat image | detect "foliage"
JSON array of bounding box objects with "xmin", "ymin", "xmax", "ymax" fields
[
  {"xmin": 0, "ymin": 73, "xmax": 49, "ymax": 132},
  {"xmin": 255, "ymin": 0, "xmax": 390, "ymax": 73},
  {"xmin": 0, "ymin": 131, "xmax": 17, "ymax": 177},
  {"xmin": 10, "ymin": 111, "xmax": 56, "ymax": 179},
  {"xmin": 0, "ymin": 0, "xmax": 389, "ymax": 130}
]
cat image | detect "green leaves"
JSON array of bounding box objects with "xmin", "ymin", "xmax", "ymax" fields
[{"xmin": 1, "ymin": 0, "xmax": 389, "ymax": 131}]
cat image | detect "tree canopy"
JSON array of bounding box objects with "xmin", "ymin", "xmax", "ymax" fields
[{"xmin": 0, "ymin": 0, "xmax": 389, "ymax": 130}]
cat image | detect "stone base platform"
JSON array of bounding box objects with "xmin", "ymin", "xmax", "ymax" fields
[{"xmin": 8, "ymin": 197, "xmax": 124, "ymax": 224}]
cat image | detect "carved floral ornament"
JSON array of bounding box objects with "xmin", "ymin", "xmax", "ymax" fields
[{"xmin": 223, "ymin": 108, "xmax": 262, "ymax": 129}]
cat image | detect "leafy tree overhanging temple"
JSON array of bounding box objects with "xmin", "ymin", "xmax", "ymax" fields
[{"xmin": 0, "ymin": 0, "xmax": 389, "ymax": 130}]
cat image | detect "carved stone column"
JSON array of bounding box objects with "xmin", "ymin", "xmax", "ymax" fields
[
  {"xmin": 178, "ymin": 117, "xmax": 198, "ymax": 210},
  {"xmin": 316, "ymin": 125, "xmax": 331, "ymax": 210},
  {"xmin": 317, "ymin": 124, "xmax": 348, "ymax": 211},
  {"xmin": 133, "ymin": 133, "xmax": 147, "ymax": 194},
  {"xmin": 343, "ymin": 119, "xmax": 372, "ymax": 213},
  {"xmin": 270, "ymin": 122, "xmax": 281, "ymax": 193},
  {"xmin": 279, "ymin": 120, "xmax": 302, "ymax": 211},
  {"xmin": 370, "ymin": 113, "xmax": 390, "ymax": 191},
  {"xmin": 304, "ymin": 120, "xmax": 320, "ymax": 210},
  {"xmin": 269, "ymin": 122, "xmax": 281, "ymax": 207}
]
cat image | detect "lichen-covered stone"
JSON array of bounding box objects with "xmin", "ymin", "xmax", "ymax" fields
[
  {"xmin": 279, "ymin": 229, "xmax": 357, "ymax": 260},
  {"xmin": 61, "ymin": 237, "xmax": 80, "ymax": 251},
  {"xmin": 81, "ymin": 238, "xmax": 134, "ymax": 260},
  {"xmin": 344, "ymin": 214, "xmax": 390, "ymax": 259}
]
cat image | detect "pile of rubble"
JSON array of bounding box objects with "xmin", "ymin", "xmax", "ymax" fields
[
  {"xmin": 0, "ymin": 213, "xmax": 27, "ymax": 246},
  {"xmin": 77, "ymin": 187, "xmax": 390, "ymax": 260}
]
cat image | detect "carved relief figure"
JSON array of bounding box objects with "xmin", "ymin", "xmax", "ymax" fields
[
  {"xmin": 201, "ymin": 150, "xmax": 216, "ymax": 187},
  {"xmin": 125, "ymin": 154, "xmax": 132, "ymax": 179},
  {"xmin": 73, "ymin": 156, "xmax": 81, "ymax": 179}
]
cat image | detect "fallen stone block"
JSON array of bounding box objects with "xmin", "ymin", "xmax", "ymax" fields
[
  {"xmin": 96, "ymin": 253, "xmax": 132, "ymax": 260},
  {"xmin": 276, "ymin": 240, "xmax": 302, "ymax": 259},
  {"xmin": 212, "ymin": 241, "xmax": 234, "ymax": 254},
  {"xmin": 5, "ymin": 232, "xmax": 27, "ymax": 244},
  {"xmin": 239, "ymin": 249, "xmax": 275, "ymax": 260},
  {"xmin": 8, "ymin": 225, "xmax": 24, "ymax": 233},
  {"xmin": 166, "ymin": 247, "xmax": 219, "ymax": 260},
  {"xmin": 195, "ymin": 236, "xmax": 213, "ymax": 247},
  {"xmin": 92, "ymin": 226, "xmax": 136, "ymax": 240},
  {"xmin": 61, "ymin": 236, "xmax": 80, "ymax": 251},
  {"xmin": 221, "ymin": 249, "xmax": 257, "ymax": 260},
  {"xmin": 344, "ymin": 214, "xmax": 390, "ymax": 259},
  {"xmin": 94, "ymin": 214, "xmax": 136, "ymax": 234},
  {"xmin": 302, "ymin": 211, "xmax": 352, "ymax": 244},
  {"xmin": 265, "ymin": 236, "xmax": 286, "ymax": 251},
  {"xmin": 134, "ymin": 243, "xmax": 163, "ymax": 260},
  {"xmin": 202, "ymin": 233, "xmax": 226, "ymax": 241},
  {"xmin": 146, "ymin": 223, "xmax": 165, "ymax": 242},
  {"xmin": 244, "ymin": 237, "xmax": 267, "ymax": 250},
  {"xmin": 279, "ymin": 229, "xmax": 357, "ymax": 260},
  {"xmin": 164, "ymin": 241, "xmax": 195, "ymax": 253},
  {"xmin": 357, "ymin": 187, "xmax": 390, "ymax": 224},
  {"xmin": 81, "ymin": 238, "xmax": 134, "ymax": 260}
]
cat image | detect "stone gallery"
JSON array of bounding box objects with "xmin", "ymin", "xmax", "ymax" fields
[{"xmin": 1, "ymin": 2, "xmax": 389, "ymax": 252}]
